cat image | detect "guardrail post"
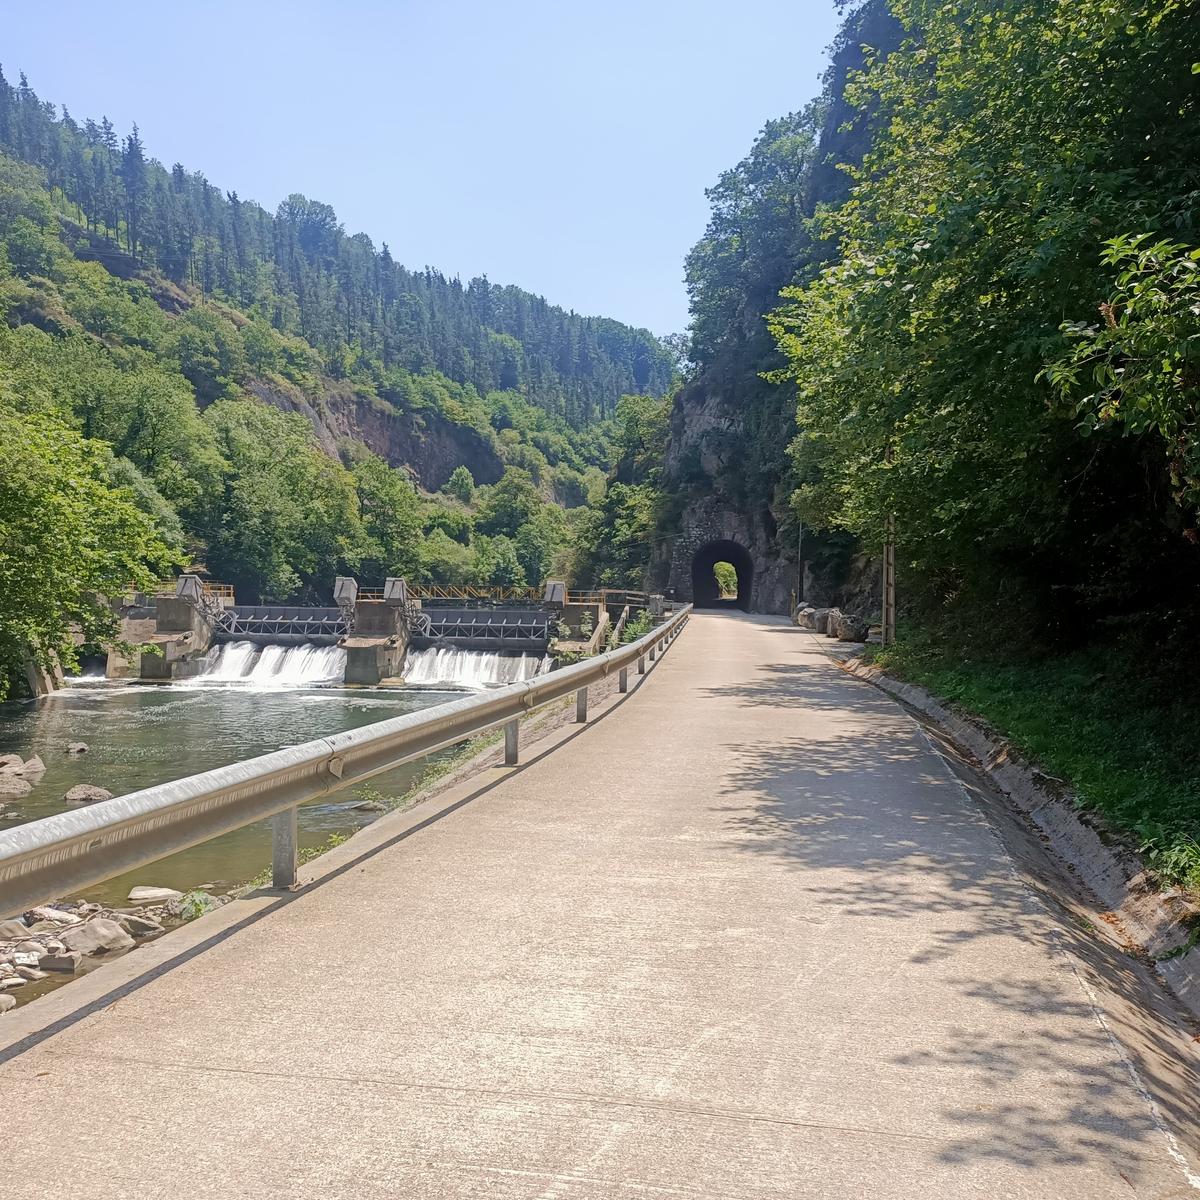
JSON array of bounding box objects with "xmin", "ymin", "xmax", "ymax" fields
[
  {"xmin": 619, "ymin": 666, "xmax": 628, "ymax": 693},
  {"xmin": 576, "ymin": 687, "xmax": 588, "ymax": 723},
  {"xmin": 638, "ymin": 654, "xmax": 646, "ymax": 675},
  {"xmin": 649, "ymin": 641, "xmax": 658, "ymax": 662},
  {"xmin": 504, "ymin": 718, "xmax": 519, "ymax": 766},
  {"xmin": 272, "ymin": 806, "xmax": 299, "ymax": 890}
]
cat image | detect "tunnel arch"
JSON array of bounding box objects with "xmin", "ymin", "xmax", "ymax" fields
[{"xmin": 690, "ymin": 539, "xmax": 754, "ymax": 611}]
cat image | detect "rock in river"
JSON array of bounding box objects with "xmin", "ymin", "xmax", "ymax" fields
[
  {"xmin": 60, "ymin": 919, "xmax": 135, "ymax": 956},
  {"xmin": 0, "ymin": 775, "xmax": 32, "ymax": 799},
  {"xmin": 40, "ymin": 953, "xmax": 82, "ymax": 973},
  {"xmin": 67, "ymin": 742, "xmax": 89, "ymax": 755},
  {"xmin": 24, "ymin": 906, "xmax": 81, "ymax": 927},
  {"xmin": 127, "ymin": 886, "xmax": 182, "ymax": 903},
  {"xmin": 64, "ymin": 784, "xmax": 113, "ymax": 804}
]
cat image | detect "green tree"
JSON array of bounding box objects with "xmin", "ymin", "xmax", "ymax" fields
[
  {"xmin": 350, "ymin": 450, "xmax": 422, "ymax": 581},
  {"xmin": 770, "ymin": 0, "xmax": 1200, "ymax": 621},
  {"xmin": 202, "ymin": 399, "xmax": 367, "ymax": 601},
  {"xmin": 0, "ymin": 406, "xmax": 177, "ymax": 698},
  {"xmin": 713, "ymin": 561, "xmax": 738, "ymax": 598},
  {"xmin": 444, "ymin": 464, "xmax": 475, "ymax": 504},
  {"xmin": 475, "ymin": 467, "xmax": 542, "ymax": 537},
  {"xmin": 420, "ymin": 528, "xmax": 475, "ymax": 585},
  {"xmin": 474, "ymin": 535, "xmax": 526, "ymax": 586}
]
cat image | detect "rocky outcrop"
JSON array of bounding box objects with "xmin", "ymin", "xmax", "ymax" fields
[{"xmin": 248, "ymin": 381, "xmax": 504, "ymax": 492}]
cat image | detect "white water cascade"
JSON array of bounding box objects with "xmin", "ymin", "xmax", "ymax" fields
[
  {"xmin": 402, "ymin": 648, "xmax": 550, "ymax": 690},
  {"xmin": 198, "ymin": 641, "xmax": 347, "ymax": 687}
]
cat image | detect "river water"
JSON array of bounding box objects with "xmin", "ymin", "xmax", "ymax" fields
[{"xmin": 0, "ymin": 645, "xmax": 548, "ymax": 909}]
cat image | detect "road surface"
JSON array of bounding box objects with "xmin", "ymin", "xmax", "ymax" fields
[{"xmin": 3, "ymin": 612, "xmax": 1199, "ymax": 1199}]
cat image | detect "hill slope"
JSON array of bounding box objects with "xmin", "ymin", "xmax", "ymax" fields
[{"xmin": 0, "ymin": 67, "xmax": 673, "ymax": 428}]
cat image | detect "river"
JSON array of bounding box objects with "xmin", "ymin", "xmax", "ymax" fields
[{"xmin": 0, "ymin": 645, "xmax": 550, "ymax": 909}]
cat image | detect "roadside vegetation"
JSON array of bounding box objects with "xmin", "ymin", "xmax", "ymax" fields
[
  {"xmin": 765, "ymin": 0, "xmax": 1200, "ymax": 889},
  {"xmin": 873, "ymin": 624, "xmax": 1200, "ymax": 891}
]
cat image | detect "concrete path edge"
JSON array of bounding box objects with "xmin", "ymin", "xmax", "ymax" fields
[{"xmin": 817, "ymin": 634, "xmax": 1200, "ymax": 1020}]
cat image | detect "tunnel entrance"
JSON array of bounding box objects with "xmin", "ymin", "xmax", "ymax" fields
[{"xmin": 691, "ymin": 540, "xmax": 754, "ymax": 611}]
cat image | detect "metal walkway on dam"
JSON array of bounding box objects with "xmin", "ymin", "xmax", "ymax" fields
[{"xmin": 3, "ymin": 613, "xmax": 1200, "ymax": 1198}]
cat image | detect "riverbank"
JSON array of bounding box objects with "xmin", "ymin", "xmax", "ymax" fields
[{"xmin": 867, "ymin": 628, "xmax": 1200, "ymax": 895}]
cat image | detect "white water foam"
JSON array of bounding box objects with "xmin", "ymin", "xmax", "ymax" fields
[
  {"xmin": 402, "ymin": 648, "xmax": 550, "ymax": 690},
  {"xmin": 198, "ymin": 642, "xmax": 347, "ymax": 687}
]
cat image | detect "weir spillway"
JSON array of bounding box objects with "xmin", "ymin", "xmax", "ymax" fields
[{"xmin": 121, "ymin": 577, "xmax": 629, "ymax": 687}]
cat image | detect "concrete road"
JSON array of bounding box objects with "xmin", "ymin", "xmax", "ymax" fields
[{"xmin": 3, "ymin": 612, "xmax": 1199, "ymax": 1199}]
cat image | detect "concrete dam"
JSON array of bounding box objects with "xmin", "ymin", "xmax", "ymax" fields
[{"xmin": 109, "ymin": 577, "xmax": 648, "ymax": 689}]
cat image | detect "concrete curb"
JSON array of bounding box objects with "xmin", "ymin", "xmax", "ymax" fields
[{"xmin": 824, "ymin": 639, "xmax": 1200, "ymax": 1020}]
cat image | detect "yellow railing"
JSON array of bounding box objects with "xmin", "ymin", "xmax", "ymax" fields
[
  {"xmin": 155, "ymin": 579, "xmax": 236, "ymax": 602},
  {"xmin": 566, "ymin": 589, "xmax": 649, "ymax": 608},
  {"xmin": 407, "ymin": 584, "xmax": 543, "ymax": 603}
]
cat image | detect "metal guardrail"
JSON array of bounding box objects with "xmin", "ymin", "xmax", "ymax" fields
[{"xmin": 0, "ymin": 606, "xmax": 692, "ymax": 913}]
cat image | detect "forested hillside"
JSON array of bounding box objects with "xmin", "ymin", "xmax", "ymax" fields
[
  {"xmin": 0, "ymin": 69, "xmax": 672, "ymax": 427},
  {"xmin": 0, "ymin": 70, "xmax": 678, "ymax": 696}
]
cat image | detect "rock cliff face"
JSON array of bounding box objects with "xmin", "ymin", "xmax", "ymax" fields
[
  {"xmin": 247, "ymin": 381, "xmax": 504, "ymax": 492},
  {"xmin": 650, "ymin": 379, "xmax": 795, "ymax": 614}
]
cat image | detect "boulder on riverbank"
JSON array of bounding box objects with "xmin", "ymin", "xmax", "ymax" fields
[{"xmin": 60, "ymin": 918, "xmax": 134, "ymax": 956}]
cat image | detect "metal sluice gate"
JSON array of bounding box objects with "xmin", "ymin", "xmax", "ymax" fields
[
  {"xmin": 210, "ymin": 605, "xmax": 353, "ymax": 646},
  {"xmin": 409, "ymin": 607, "xmax": 556, "ymax": 650}
]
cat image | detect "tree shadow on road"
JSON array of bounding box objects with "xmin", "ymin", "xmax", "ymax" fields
[{"xmin": 707, "ymin": 718, "xmax": 1200, "ymax": 1181}]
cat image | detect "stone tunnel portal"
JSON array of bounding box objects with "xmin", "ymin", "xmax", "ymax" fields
[{"xmin": 691, "ymin": 539, "xmax": 754, "ymax": 611}]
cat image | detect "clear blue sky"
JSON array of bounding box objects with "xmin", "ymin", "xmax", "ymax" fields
[{"xmin": 3, "ymin": 1, "xmax": 843, "ymax": 335}]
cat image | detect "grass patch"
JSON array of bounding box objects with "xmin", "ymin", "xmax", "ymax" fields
[{"xmin": 871, "ymin": 626, "xmax": 1200, "ymax": 892}]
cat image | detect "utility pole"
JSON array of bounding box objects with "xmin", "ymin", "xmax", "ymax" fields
[
  {"xmin": 882, "ymin": 513, "xmax": 896, "ymax": 647},
  {"xmin": 796, "ymin": 520, "xmax": 804, "ymax": 605},
  {"xmin": 882, "ymin": 442, "xmax": 896, "ymax": 647}
]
